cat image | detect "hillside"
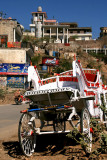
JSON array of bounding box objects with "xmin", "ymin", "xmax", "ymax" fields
[
  {"xmin": 22, "ymin": 35, "xmax": 107, "ymax": 83},
  {"xmin": 78, "ymin": 52, "xmax": 107, "ymax": 84},
  {"xmin": 32, "ymin": 39, "xmax": 107, "ymax": 84}
]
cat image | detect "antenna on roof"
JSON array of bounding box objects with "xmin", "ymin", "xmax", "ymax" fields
[{"xmin": 0, "ymin": 11, "xmax": 7, "ymax": 18}]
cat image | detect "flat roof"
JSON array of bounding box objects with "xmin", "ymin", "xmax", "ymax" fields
[
  {"xmin": 42, "ymin": 24, "xmax": 70, "ymax": 28},
  {"xmin": 44, "ymin": 19, "xmax": 57, "ymax": 23},
  {"xmin": 59, "ymin": 22, "xmax": 78, "ymax": 25},
  {"xmin": 100, "ymin": 27, "xmax": 107, "ymax": 29},
  {"xmin": 69, "ymin": 27, "xmax": 92, "ymax": 31},
  {"xmin": 0, "ymin": 18, "xmax": 16, "ymax": 21},
  {"xmin": 31, "ymin": 12, "xmax": 47, "ymax": 18}
]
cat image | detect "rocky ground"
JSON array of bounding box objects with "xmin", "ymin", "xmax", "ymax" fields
[
  {"xmin": 0, "ymin": 131, "xmax": 107, "ymax": 160},
  {"xmin": 0, "ymin": 92, "xmax": 107, "ymax": 160},
  {"xmin": 0, "ymin": 106, "xmax": 107, "ymax": 160}
]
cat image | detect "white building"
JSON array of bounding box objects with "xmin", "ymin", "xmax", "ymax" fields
[{"xmin": 29, "ymin": 6, "xmax": 92, "ymax": 43}]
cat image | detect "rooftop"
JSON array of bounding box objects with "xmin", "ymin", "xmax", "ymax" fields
[{"xmin": 31, "ymin": 12, "xmax": 47, "ymax": 18}]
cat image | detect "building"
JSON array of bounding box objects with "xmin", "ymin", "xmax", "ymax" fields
[
  {"xmin": 0, "ymin": 17, "xmax": 34, "ymax": 89},
  {"xmin": 83, "ymin": 47, "xmax": 107, "ymax": 55},
  {"xmin": 0, "ymin": 47, "xmax": 33, "ymax": 89},
  {"xmin": 0, "ymin": 17, "xmax": 24, "ymax": 47},
  {"xmin": 100, "ymin": 27, "xmax": 107, "ymax": 37},
  {"xmin": 29, "ymin": 6, "xmax": 92, "ymax": 43}
]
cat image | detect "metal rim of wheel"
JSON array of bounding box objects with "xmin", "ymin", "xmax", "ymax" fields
[
  {"xmin": 18, "ymin": 113, "xmax": 36, "ymax": 157},
  {"xmin": 81, "ymin": 108, "xmax": 92, "ymax": 153},
  {"xmin": 103, "ymin": 111, "xmax": 107, "ymax": 130},
  {"xmin": 53, "ymin": 113, "xmax": 66, "ymax": 131},
  {"xmin": 15, "ymin": 98, "xmax": 19, "ymax": 105}
]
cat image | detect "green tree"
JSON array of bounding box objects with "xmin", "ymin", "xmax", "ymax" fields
[
  {"xmin": 31, "ymin": 54, "xmax": 41, "ymax": 66},
  {"xmin": 60, "ymin": 58, "xmax": 72, "ymax": 71}
]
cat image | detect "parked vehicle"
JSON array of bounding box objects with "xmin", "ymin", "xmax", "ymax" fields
[{"xmin": 18, "ymin": 58, "xmax": 107, "ymax": 156}]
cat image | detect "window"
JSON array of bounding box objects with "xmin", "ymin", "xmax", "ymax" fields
[
  {"xmin": 31, "ymin": 28, "xmax": 35, "ymax": 33},
  {"xmin": 39, "ymin": 15, "xmax": 43, "ymax": 20},
  {"xmin": 0, "ymin": 35, "xmax": 8, "ymax": 47},
  {"xmin": 81, "ymin": 37, "xmax": 85, "ymax": 40},
  {"xmin": 47, "ymin": 30, "xmax": 50, "ymax": 33}
]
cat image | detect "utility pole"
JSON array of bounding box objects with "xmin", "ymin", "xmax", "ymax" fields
[{"xmin": 0, "ymin": 11, "xmax": 6, "ymax": 18}]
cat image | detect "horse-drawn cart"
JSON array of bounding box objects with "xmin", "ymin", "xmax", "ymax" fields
[{"xmin": 18, "ymin": 58, "xmax": 107, "ymax": 156}]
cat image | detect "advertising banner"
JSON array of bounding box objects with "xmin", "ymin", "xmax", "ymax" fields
[
  {"xmin": 42, "ymin": 57, "xmax": 59, "ymax": 66},
  {"xmin": 0, "ymin": 63, "xmax": 29, "ymax": 75}
]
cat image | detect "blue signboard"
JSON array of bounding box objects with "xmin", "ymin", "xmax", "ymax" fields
[
  {"xmin": 7, "ymin": 76, "xmax": 24, "ymax": 88},
  {"xmin": 0, "ymin": 64, "xmax": 7, "ymax": 72},
  {"xmin": 0, "ymin": 63, "xmax": 29, "ymax": 73}
]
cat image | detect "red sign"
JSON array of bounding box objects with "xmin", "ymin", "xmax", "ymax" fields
[{"xmin": 42, "ymin": 57, "xmax": 59, "ymax": 66}]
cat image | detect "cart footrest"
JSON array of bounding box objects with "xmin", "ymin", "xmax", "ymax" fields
[{"xmin": 35, "ymin": 129, "xmax": 71, "ymax": 135}]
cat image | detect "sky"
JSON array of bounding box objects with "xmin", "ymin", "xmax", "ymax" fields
[{"xmin": 1, "ymin": 0, "xmax": 107, "ymax": 39}]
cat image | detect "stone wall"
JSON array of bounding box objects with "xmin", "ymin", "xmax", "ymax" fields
[
  {"xmin": 0, "ymin": 49, "xmax": 26, "ymax": 63},
  {"xmin": 76, "ymin": 40, "xmax": 102, "ymax": 48},
  {"xmin": 0, "ymin": 20, "xmax": 17, "ymax": 42}
]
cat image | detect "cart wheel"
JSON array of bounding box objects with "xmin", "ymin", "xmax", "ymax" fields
[
  {"xmin": 53, "ymin": 113, "xmax": 66, "ymax": 131},
  {"xmin": 18, "ymin": 113, "xmax": 36, "ymax": 157},
  {"xmin": 103, "ymin": 111, "xmax": 107, "ymax": 130},
  {"xmin": 81, "ymin": 108, "xmax": 92, "ymax": 153}
]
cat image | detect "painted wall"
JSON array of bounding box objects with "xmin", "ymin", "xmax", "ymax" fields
[
  {"xmin": 7, "ymin": 76, "xmax": 24, "ymax": 88},
  {"xmin": 0, "ymin": 76, "xmax": 7, "ymax": 87},
  {"xmin": 0, "ymin": 49, "xmax": 26, "ymax": 63}
]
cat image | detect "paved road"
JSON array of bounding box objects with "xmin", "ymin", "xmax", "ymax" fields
[{"xmin": 0, "ymin": 103, "xmax": 29, "ymax": 140}]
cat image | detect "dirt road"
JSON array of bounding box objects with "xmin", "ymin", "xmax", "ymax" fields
[{"xmin": 0, "ymin": 104, "xmax": 28, "ymax": 140}]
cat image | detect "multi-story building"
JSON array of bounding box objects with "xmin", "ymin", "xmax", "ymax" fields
[
  {"xmin": 0, "ymin": 17, "xmax": 34, "ymax": 88},
  {"xmin": 100, "ymin": 27, "xmax": 107, "ymax": 37},
  {"xmin": 0, "ymin": 47, "xmax": 33, "ymax": 89},
  {"xmin": 0, "ymin": 17, "xmax": 24, "ymax": 47},
  {"xmin": 29, "ymin": 6, "xmax": 92, "ymax": 43}
]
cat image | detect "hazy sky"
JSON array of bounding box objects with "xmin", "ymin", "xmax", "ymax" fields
[{"xmin": 1, "ymin": 0, "xmax": 107, "ymax": 39}]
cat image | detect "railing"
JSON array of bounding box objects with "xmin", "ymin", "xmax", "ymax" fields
[
  {"xmin": 77, "ymin": 61, "xmax": 99, "ymax": 89},
  {"xmin": 83, "ymin": 69, "xmax": 97, "ymax": 74},
  {"xmin": 40, "ymin": 75, "xmax": 78, "ymax": 88},
  {"xmin": 60, "ymin": 70, "xmax": 73, "ymax": 76}
]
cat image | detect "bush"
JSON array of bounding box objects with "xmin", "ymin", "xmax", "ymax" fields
[
  {"xmin": 0, "ymin": 88, "xmax": 6, "ymax": 100},
  {"xmin": 31, "ymin": 54, "xmax": 41, "ymax": 66}
]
